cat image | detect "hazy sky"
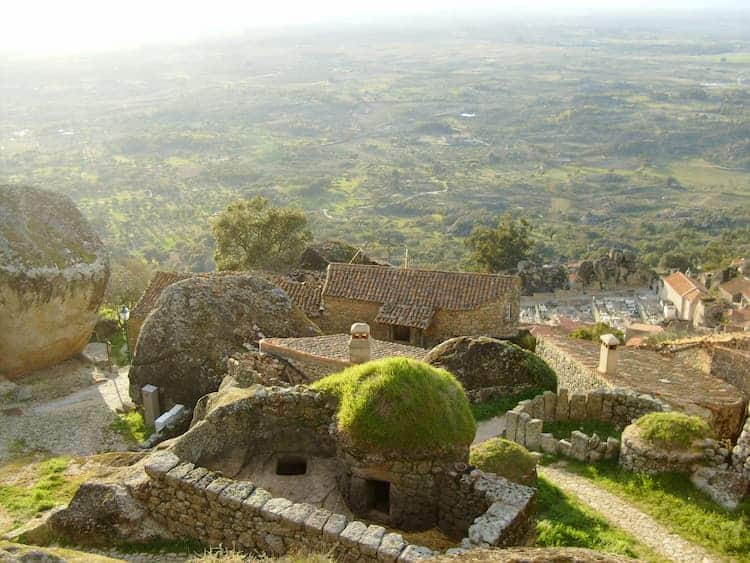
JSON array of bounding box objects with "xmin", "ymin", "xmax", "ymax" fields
[{"xmin": 1, "ymin": 0, "xmax": 747, "ymax": 55}]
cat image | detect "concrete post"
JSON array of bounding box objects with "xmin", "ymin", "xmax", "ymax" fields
[
  {"xmin": 598, "ymin": 334, "xmax": 619, "ymax": 375},
  {"xmin": 141, "ymin": 384, "xmax": 160, "ymax": 428},
  {"xmin": 349, "ymin": 323, "xmax": 371, "ymax": 364}
]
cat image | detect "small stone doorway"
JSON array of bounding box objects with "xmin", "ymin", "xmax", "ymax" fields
[{"xmin": 366, "ymin": 479, "xmax": 390, "ymax": 518}]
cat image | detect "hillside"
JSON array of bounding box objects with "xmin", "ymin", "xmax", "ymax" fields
[{"xmin": 1, "ymin": 14, "xmax": 749, "ymax": 271}]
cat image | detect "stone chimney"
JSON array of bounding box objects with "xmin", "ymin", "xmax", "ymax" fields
[
  {"xmin": 597, "ymin": 334, "xmax": 619, "ymax": 375},
  {"xmin": 349, "ymin": 322, "xmax": 371, "ymax": 364}
]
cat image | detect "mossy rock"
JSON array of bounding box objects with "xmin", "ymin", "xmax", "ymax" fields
[
  {"xmin": 425, "ymin": 336, "xmax": 556, "ymax": 393},
  {"xmin": 469, "ymin": 438, "xmax": 537, "ymax": 485},
  {"xmin": 635, "ymin": 412, "xmax": 711, "ymax": 450},
  {"xmin": 311, "ymin": 358, "xmax": 476, "ymax": 455}
]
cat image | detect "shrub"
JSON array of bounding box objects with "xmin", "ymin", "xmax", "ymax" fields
[
  {"xmin": 524, "ymin": 351, "xmax": 557, "ymax": 390},
  {"xmin": 311, "ymin": 358, "xmax": 476, "ymax": 454},
  {"xmin": 509, "ymin": 329, "xmax": 537, "ymax": 352},
  {"xmin": 635, "ymin": 412, "xmax": 711, "ymax": 449},
  {"xmin": 469, "ymin": 438, "xmax": 536, "ymax": 485},
  {"xmin": 570, "ymin": 322, "xmax": 624, "ymax": 344}
]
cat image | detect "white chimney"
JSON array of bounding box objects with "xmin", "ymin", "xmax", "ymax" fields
[
  {"xmin": 349, "ymin": 322, "xmax": 371, "ymax": 364},
  {"xmin": 598, "ymin": 334, "xmax": 619, "ymax": 376}
]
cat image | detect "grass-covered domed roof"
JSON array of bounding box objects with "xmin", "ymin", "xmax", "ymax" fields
[{"xmin": 311, "ymin": 357, "xmax": 476, "ymax": 454}]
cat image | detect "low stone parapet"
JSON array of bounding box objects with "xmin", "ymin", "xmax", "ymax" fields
[
  {"xmin": 618, "ymin": 425, "xmax": 705, "ymax": 475},
  {"xmin": 134, "ymin": 451, "xmax": 536, "ymax": 560},
  {"xmin": 505, "ymin": 387, "xmax": 666, "ymax": 462}
]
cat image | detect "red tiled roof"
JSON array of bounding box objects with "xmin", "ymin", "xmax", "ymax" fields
[
  {"xmin": 323, "ymin": 264, "xmax": 519, "ymax": 312},
  {"xmin": 274, "ymin": 279, "xmax": 322, "ymax": 318},
  {"xmin": 663, "ymin": 272, "xmax": 707, "ymax": 302},
  {"xmin": 374, "ymin": 303, "xmax": 436, "ymax": 329},
  {"xmin": 720, "ymin": 277, "xmax": 750, "ymax": 299}
]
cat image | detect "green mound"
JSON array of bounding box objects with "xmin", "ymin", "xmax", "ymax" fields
[
  {"xmin": 469, "ymin": 438, "xmax": 537, "ymax": 485},
  {"xmin": 635, "ymin": 412, "xmax": 711, "ymax": 449},
  {"xmin": 311, "ymin": 358, "xmax": 476, "ymax": 454}
]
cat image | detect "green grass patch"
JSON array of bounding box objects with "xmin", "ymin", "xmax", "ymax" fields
[
  {"xmin": 562, "ymin": 459, "xmax": 750, "ymax": 561},
  {"xmin": 116, "ymin": 537, "xmax": 206, "ymax": 554},
  {"xmin": 570, "ymin": 322, "xmax": 624, "ymax": 344},
  {"xmin": 543, "ymin": 420, "xmax": 621, "ymax": 441},
  {"xmin": 0, "ymin": 457, "xmax": 80, "ymax": 528},
  {"xmin": 109, "ymin": 411, "xmax": 153, "ymax": 444},
  {"xmin": 470, "ymin": 438, "xmax": 536, "ymax": 485},
  {"xmin": 536, "ymin": 476, "xmax": 661, "ymax": 561},
  {"xmin": 311, "ymin": 358, "xmax": 476, "ymax": 453},
  {"xmin": 636, "ymin": 412, "xmax": 710, "ymax": 449},
  {"xmin": 470, "ymin": 387, "xmax": 546, "ymax": 422}
]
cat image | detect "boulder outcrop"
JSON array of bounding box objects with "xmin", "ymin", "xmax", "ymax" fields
[
  {"xmin": 425, "ymin": 337, "xmax": 557, "ymax": 401},
  {"xmin": 0, "ymin": 184, "xmax": 109, "ymax": 378},
  {"xmin": 128, "ymin": 274, "xmax": 320, "ymax": 411}
]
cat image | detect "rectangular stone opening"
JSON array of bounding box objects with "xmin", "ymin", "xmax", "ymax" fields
[
  {"xmin": 366, "ymin": 479, "xmax": 390, "ymax": 516},
  {"xmin": 276, "ymin": 456, "xmax": 307, "ymax": 476},
  {"xmin": 391, "ymin": 325, "xmax": 411, "ymax": 343}
]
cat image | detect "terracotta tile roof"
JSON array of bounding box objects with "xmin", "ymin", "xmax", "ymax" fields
[
  {"xmin": 663, "ymin": 271, "xmax": 707, "ymax": 301},
  {"xmin": 374, "ymin": 303, "xmax": 436, "ymax": 329},
  {"xmin": 720, "ymin": 277, "xmax": 750, "ymax": 299},
  {"xmin": 261, "ymin": 334, "xmax": 427, "ymax": 362},
  {"xmin": 131, "ymin": 270, "xmax": 323, "ymax": 320},
  {"xmin": 322, "ymin": 264, "xmax": 519, "ymax": 314},
  {"xmin": 273, "ymin": 279, "xmax": 322, "ymax": 318}
]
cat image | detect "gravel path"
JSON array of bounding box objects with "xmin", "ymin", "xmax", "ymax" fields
[
  {"xmin": 539, "ymin": 464, "xmax": 718, "ymax": 563},
  {"xmin": 0, "ymin": 367, "xmax": 133, "ymax": 462}
]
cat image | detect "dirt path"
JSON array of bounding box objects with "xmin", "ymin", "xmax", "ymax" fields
[
  {"xmin": 473, "ymin": 414, "xmax": 507, "ymax": 445},
  {"xmin": 539, "ymin": 464, "xmax": 718, "ymax": 563},
  {"xmin": 0, "ymin": 367, "xmax": 133, "ymax": 462}
]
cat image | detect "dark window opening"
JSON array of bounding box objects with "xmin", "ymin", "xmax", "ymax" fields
[
  {"xmin": 391, "ymin": 325, "xmax": 411, "ymax": 343},
  {"xmin": 276, "ymin": 456, "xmax": 307, "ymax": 475},
  {"xmin": 366, "ymin": 479, "xmax": 390, "ymax": 515}
]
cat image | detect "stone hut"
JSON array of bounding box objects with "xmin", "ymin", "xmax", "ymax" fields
[{"xmin": 318, "ymin": 264, "xmax": 521, "ymax": 347}]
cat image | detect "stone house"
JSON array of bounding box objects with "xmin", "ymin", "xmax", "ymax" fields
[
  {"xmin": 317, "ymin": 264, "xmax": 521, "ymax": 347},
  {"xmin": 659, "ymin": 271, "xmax": 709, "ymax": 326},
  {"xmin": 719, "ymin": 276, "xmax": 750, "ymax": 307}
]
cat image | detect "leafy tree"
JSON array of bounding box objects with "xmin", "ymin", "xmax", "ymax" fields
[
  {"xmin": 570, "ymin": 322, "xmax": 625, "ymax": 344},
  {"xmin": 104, "ymin": 257, "xmax": 154, "ymax": 309},
  {"xmin": 659, "ymin": 252, "xmax": 693, "ymax": 273},
  {"xmin": 466, "ymin": 213, "xmax": 534, "ymax": 272},
  {"xmin": 211, "ymin": 197, "xmax": 312, "ymax": 271}
]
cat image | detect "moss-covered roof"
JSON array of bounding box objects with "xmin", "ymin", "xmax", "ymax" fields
[
  {"xmin": 311, "ymin": 357, "xmax": 476, "ymax": 455},
  {"xmin": 635, "ymin": 412, "xmax": 711, "ymax": 450}
]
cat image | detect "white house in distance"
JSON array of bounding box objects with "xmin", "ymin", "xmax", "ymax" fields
[{"xmin": 659, "ymin": 271, "xmax": 709, "ymax": 325}]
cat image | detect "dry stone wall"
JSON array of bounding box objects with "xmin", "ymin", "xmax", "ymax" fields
[
  {"xmin": 505, "ymin": 388, "xmax": 668, "ymax": 462},
  {"xmin": 132, "ymin": 452, "xmax": 535, "ymax": 561}
]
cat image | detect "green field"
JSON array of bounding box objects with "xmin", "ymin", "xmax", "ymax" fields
[{"xmin": 1, "ymin": 14, "xmax": 749, "ymax": 271}]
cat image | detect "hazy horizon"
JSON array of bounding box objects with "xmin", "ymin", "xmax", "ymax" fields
[{"xmin": 3, "ymin": 0, "xmax": 750, "ymax": 56}]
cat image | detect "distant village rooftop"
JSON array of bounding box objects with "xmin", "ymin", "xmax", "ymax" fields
[{"xmin": 662, "ymin": 271, "xmax": 708, "ymax": 303}]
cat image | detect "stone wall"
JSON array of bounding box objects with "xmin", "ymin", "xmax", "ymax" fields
[
  {"xmin": 712, "ymin": 347, "xmax": 750, "ymax": 397},
  {"xmin": 618, "ymin": 424, "xmax": 722, "ymax": 474},
  {"xmin": 534, "ymin": 338, "xmax": 610, "ymax": 393},
  {"xmin": 505, "ymin": 388, "xmax": 668, "ymax": 462},
  {"xmin": 338, "ymin": 445, "xmax": 466, "ymax": 531},
  {"xmin": 732, "ymin": 410, "xmax": 750, "ymax": 480},
  {"xmin": 317, "ymin": 299, "xmax": 385, "ymax": 339},
  {"xmin": 132, "ymin": 451, "xmax": 536, "ymax": 561},
  {"xmin": 257, "ymin": 340, "xmax": 350, "ymax": 381},
  {"xmin": 428, "ymin": 298, "xmax": 520, "ymax": 345},
  {"xmin": 318, "ymin": 294, "xmax": 520, "ymax": 348}
]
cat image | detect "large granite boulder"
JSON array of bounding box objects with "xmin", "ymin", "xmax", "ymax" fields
[
  {"xmin": 0, "ymin": 184, "xmax": 109, "ymax": 378},
  {"xmin": 425, "ymin": 337, "xmax": 557, "ymax": 400},
  {"xmin": 128, "ymin": 273, "xmax": 320, "ymax": 411}
]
